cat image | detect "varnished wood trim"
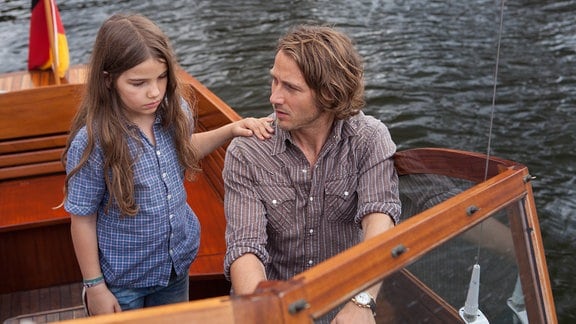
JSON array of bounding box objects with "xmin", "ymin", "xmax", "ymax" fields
[
  {"xmin": 0, "ymin": 148, "xmax": 63, "ymax": 167},
  {"xmin": 0, "ymin": 161, "xmax": 63, "ymax": 181},
  {"xmin": 394, "ymin": 147, "xmax": 519, "ymax": 181},
  {"xmin": 0, "ymin": 84, "xmax": 81, "ymax": 140},
  {"xmin": 0, "ymin": 134, "xmax": 67, "ymax": 154}
]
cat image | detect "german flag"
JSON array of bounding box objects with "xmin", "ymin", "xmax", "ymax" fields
[{"xmin": 28, "ymin": 0, "xmax": 70, "ymax": 79}]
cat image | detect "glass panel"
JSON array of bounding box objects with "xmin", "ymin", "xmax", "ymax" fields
[
  {"xmin": 399, "ymin": 173, "xmax": 476, "ymax": 218},
  {"xmin": 317, "ymin": 172, "xmax": 531, "ymax": 323},
  {"xmin": 401, "ymin": 210, "xmax": 522, "ymax": 323}
]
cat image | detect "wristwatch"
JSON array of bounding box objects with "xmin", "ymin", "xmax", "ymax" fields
[{"xmin": 351, "ymin": 292, "xmax": 376, "ymax": 316}]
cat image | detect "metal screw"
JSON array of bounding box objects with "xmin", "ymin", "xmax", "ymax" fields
[
  {"xmin": 466, "ymin": 205, "xmax": 480, "ymax": 216},
  {"xmin": 391, "ymin": 244, "xmax": 407, "ymax": 258},
  {"xmin": 288, "ymin": 299, "xmax": 310, "ymax": 314},
  {"xmin": 523, "ymin": 174, "xmax": 536, "ymax": 183}
]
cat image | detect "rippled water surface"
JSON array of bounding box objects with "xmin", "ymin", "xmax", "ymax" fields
[{"xmin": 1, "ymin": 0, "xmax": 574, "ymax": 321}]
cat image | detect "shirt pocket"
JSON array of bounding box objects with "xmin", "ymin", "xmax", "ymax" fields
[
  {"xmin": 258, "ymin": 185, "xmax": 296, "ymax": 233},
  {"xmin": 324, "ymin": 175, "xmax": 358, "ymax": 223}
]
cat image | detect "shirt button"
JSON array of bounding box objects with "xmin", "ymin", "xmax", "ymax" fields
[
  {"xmin": 156, "ymin": 150, "xmax": 161, "ymax": 156},
  {"xmin": 169, "ymin": 249, "xmax": 174, "ymax": 256},
  {"xmin": 302, "ymin": 169, "xmax": 307, "ymax": 174},
  {"xmin": 162, "ymin": 172, "xmax": 167, "ymax": 178},
  {"xmin": 167, "ymin": 194, "xmax": 172, "ymax": 200},
  {"xmin": 308, "ymin": 260, "xmax": 314, "ymax": 265},
  {"xmin": 272, "ymin": 199, "xmax": 278, "ymax": 205},
  {"xmin": 169, "ymin": 214, "xmax": 174, "ymax": 219},
  {"xmin": 309, "ymin": 197, "xmax": 313, "ymax": 201},
  {"xmin": 344, "ymin": 191, "xmax": 349, "ymax": 196},
  {"xmin": 309, "ymin": 229, "xmax": 314, "ymax": 234}
]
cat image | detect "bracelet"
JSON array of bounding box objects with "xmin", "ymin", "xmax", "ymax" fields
[{"xmin": 83, "ymin": 275, "xmax": 104, "ymax": 288}]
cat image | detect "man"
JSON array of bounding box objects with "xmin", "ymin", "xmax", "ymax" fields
[{"xmin": 223, "ymin": 25, "xmax": 401, "ymax": 323}]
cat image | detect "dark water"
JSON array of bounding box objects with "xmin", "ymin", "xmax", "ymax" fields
[{"xmin": 1, "ymin": 0, "xmax": 574, "ymax": 321}]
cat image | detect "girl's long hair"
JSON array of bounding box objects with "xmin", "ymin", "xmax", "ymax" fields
[{"xmin": 62, "ymin": 14, "xmax": 201, "ymax": 217}]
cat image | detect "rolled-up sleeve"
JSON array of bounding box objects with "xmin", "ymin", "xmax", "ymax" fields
[
  {"xmin": 223, "ymin": 140, "xmax": 270, "ymax": 280},
  {"xmin": 64, "ymin": 129, "xmax": 106, "ymax": 216},
  {"xmin": 354, "ymin": 119, "xmax": 401, "ymax": 224}
]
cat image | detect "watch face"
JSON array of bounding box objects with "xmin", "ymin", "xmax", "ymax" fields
[{"xmin": 355, "ymin": 292, "xmax": 371, "ymax": 305}]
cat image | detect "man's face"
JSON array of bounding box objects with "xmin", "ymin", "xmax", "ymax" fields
[{"xmin": 269, "ymin": 51, "xmax": 322, "ymax": 132}]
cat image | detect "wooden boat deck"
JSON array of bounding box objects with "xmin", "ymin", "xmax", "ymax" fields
[
  {"xmin": 0, "ymin": 67, "xmax": 86, "ymax": 92},
  {"xmin": 0, "ymin": 283, "xmax": 85, "ymax": 323}
]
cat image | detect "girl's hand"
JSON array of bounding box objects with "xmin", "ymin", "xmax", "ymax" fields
[
  {"xmin": 85, "ymin": 284, "xmax": 122, "ymax": 315},
  {"xmin": 232, "ymin": 117, "xmax": 275, "ymax": 140}
]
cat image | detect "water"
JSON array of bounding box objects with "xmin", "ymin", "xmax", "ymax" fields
[{"xmin": 1, "ymin": 0, "xmax": 574, "ymax": 321}]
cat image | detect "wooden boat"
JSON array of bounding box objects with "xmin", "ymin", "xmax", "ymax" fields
[{"xmin": 0, "ymin": 66, "xmax": 557, "ymax": 323}]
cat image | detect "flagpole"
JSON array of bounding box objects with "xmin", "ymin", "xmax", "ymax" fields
[{"xmin": 42, "ymin": 0, "xmax": 60, "ymax": 85}]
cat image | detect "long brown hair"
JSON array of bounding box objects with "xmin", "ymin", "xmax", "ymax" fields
[
  {"xmin": 277, "ymin": 25, "xmax": 365, "ymax": 119},
  {"xmin": 62, "ymin": 13, "xmax": 200, "ymax": 217}
]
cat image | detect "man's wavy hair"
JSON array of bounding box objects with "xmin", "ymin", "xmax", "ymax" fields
[
  {"xmin": 276, "ymin": 25, "xmax": 365, "ymax": 119},
  {"xmin": 62, "ymin": 14, "xmax": 200, "ymax": 217}
]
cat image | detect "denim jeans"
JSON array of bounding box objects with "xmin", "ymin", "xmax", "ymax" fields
[{"xmin": 109, "ymin": 270, "xmax": 189, "ymax": 311}]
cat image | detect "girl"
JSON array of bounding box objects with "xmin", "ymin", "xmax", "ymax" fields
[{"xmin": 62, "ymin": 13, "xmax": 272, "ymax": 315}]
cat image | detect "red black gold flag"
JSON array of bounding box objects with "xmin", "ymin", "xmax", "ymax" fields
[{"xmin": 28, "ymin": 0, "xmax": 70, "ymax": 79}]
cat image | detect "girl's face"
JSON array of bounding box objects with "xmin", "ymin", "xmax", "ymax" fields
[{"xmin": 116, "ymin": 58, "xmax": 168, "ymax": 124}]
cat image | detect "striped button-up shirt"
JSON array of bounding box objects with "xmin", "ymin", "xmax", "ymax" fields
[
  {"xmin": 65, "ymin": 116, "xmax": 200, "ymax": 288},
  {"xmin": 223, "ymin": 112, "xmax": 400, "ymax": 282}
]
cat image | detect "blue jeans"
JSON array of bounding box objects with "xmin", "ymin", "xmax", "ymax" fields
[{"xmin": 109, "ymin": 270, "xmax": 189, "ymax": 311}]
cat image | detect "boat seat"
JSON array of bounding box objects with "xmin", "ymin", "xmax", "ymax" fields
[
  {"xmin": 0, "ymin": 84, "xmax": 84, "ymax": 295},
  {"xmin": 0, "ymin": 84, "xmax": 81, "ymax": 180}
]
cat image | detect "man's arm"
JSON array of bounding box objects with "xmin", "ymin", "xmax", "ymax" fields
[
  {"xmin": 362, "ymin": 212, "xmax": 395, "ymax": 240},
  {"xmin": 360, "ymin": 212, "xmax": 395, "ymax": 297},
  {"xmin": 332, "ymin": 212, "xmax": 395, "ymax": 323},
  {"xmin": 223, "ymin": 141, "xmax": 271, "ymax": 295},
  {"xmin": 363, "ymin": 212, "xmax": 394, "ymax": 274},
  {"xmin": 229, "ymin": 253, "xmax": 268, "ymax": 295},
  {"xmin": 333, "ymin": 120, "xmax": 399, "ymax": 322}
]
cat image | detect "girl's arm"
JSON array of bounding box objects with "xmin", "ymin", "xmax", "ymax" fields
[
  {"xmin": 192, "ymin": 117, "xmax": 274, "ymax": 158},
  {"xmin": 70, "ymin": 213, "xmax": 121, "ymax": 314}
]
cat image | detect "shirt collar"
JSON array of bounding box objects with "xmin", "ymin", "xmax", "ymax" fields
[
  {"xmin": 126, "ymin": 113, "xmax": 162, "ymax": 130},
  {"xmin": 271, "ymin": 112, "xmax": 363, "ymax": 155}
]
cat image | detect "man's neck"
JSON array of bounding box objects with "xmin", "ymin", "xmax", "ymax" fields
[{"xmin": 291, "ymin": 114, "xmax": 335, "ymax": 166}]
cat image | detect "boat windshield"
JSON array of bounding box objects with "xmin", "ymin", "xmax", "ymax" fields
[
  {"xmin": 378, "ymin": 173, "xmax": 523, "ymax": 323},
  {"xmin": 310, "ymin": 151, "xmax": 554, "ymax": 323}
]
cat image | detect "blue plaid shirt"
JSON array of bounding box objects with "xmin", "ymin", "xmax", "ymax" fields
[{"xmin": 65, "ymin": 116, "xmax": 200, "ymax": 288}]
